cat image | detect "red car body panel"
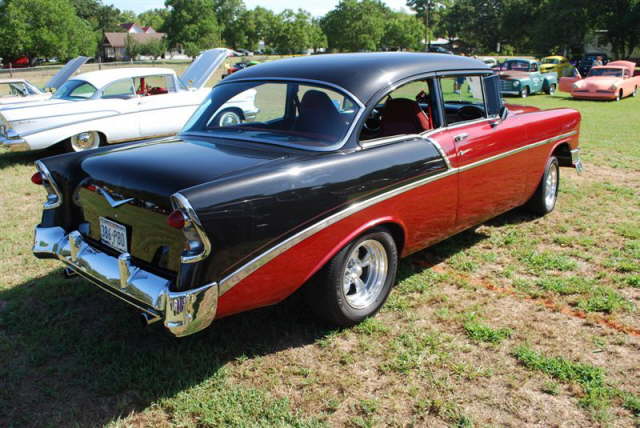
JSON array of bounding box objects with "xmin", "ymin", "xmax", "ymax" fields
[{"xmin": 216, "ymin": 108, "xmax": 581, "ymax": 319}]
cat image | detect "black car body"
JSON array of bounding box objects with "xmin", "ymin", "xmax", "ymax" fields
[{"xmin": 576, "ymin": 52, "xmax": 609, "ymax": 76}]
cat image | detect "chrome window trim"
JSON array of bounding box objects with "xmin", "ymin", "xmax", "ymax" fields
[
  {"xmin": 35, "ymin": 160, "xmax": 63, "ymax": 210},
  {"xmin": 171, "ymin": 192, "xmax": 212, "ymax": 264},
  {"xmin": 218, "ymin": 129, "xmax": 576, "ymax": 295}
]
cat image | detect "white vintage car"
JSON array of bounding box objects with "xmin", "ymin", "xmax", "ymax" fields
[
  {"xmin": 0, "ymin": 49, "xmax": 259, "ymax": 152},
  {"xmin": 0, "ymin": 56, "xmax": 89, "ymax": 106}
]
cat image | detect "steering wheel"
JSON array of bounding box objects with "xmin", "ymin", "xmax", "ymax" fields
[
  {"xmin": 363, "ymin": 107, "xmax": 382, "ymax": 132},
  {"xmin": 456, "ymin": 105, "xmax": 484, "ymax": 122}
]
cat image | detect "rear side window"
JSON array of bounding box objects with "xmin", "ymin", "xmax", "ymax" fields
[{"xmin": 440, "ymin": 75, "xmax": 487, "ymax": 125}]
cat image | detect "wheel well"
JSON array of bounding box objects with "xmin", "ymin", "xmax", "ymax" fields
[
  {"xmin": 375, "ymin": 222, "xmax": 405, "ymax": 255},
  {"xmin": 552, "ymin": 142, "xmax": 572, "ymax": 167}
]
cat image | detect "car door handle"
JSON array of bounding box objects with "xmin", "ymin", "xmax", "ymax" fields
[{"xmin": 454, "ymin": 133, "xmax": 469, "ymax": 142}]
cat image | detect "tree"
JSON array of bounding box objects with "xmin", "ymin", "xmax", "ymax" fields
[
  {"xmin": 383, "ymin": 12, "xmax": 425, "ymax": 50},
  {"xmin": 406, "ymin": 0, "xmax": 449, "ymax": 48},
  {"xmin": 214, "ymin": 0, "xmax": 247, "ymax": 48},
  {"xmin": 0, "ymin": 0, "xmax": 97, "ymax": 62},
  {"xmin": 243, "ymin": 6, "xmax": 278, "ymax": 51},
  {"xmin": 321, "ymin": 0, "xmax": 388, "ymax": 52},
  {"xmin": 600, "ymin": 0, "xmax": 640, "ymax": 58},
  {"xmin": 309, "ymin": 19, "xmax": 328, "ymax": 53},
  {"xmin": 138, "ymin": 8, "xmax": 169, "ymax": 31},
  {"xmin": 163, "ymin": 0, "xmax": 223, "ymax": 57}
]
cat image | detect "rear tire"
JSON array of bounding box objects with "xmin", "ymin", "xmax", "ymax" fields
[
  {"xmin": 546, "ymin": 83, "xmax": 556, "ymax": 95},
  {"xmin": 304, "ymin": 229, "xmax": 398, "ymax": 326},
  {"xmin": 66, "ymin": 131, "xmax": 102, "ymax": 152},
  {"xmin": 524, "ymin": 156, "xmax": 560, "ymax": 215}
]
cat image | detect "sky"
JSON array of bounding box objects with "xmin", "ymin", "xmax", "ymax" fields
[{"xmin": 106, "ymin": 0, "xmax": 412, "ymax": 16}]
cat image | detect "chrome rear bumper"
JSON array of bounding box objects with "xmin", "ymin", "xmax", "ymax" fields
[
  {"xmin": 33, "ymin": 226, "xmax": 218, "ymax": 337},
  {"xmin": 570, "ymin": 148, "xmax": 584, "ymax": 175}
]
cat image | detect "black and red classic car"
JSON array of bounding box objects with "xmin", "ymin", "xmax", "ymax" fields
[{"xmin": 31, "ymin": 53, "xmax": 583, "ymax": 337}]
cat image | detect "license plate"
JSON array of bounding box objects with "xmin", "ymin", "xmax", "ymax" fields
[{"xmin": 99, "ymin": 217, "xmax": 128, "ymax": 253}]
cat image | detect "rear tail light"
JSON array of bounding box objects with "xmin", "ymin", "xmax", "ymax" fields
[
  {"xmin": 170, "ymin": 194, "xmax": 211, "ymax": 263},
  {"xmin": 35, "ymin": 161, "xmax": 62, "ymax": 210},
  {"xmin": 31, "ymin": 172, "xmax": 44, "ymax": 185},
  {"xmin": 167, "ymin": 210, "xmax": 186, "ymax": 229}
]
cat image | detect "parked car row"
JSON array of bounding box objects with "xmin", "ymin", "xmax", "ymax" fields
[
  {"xmin": 0, "ymin": 49, "xmax": 259, "ymax": 153},
  {"xmin": 14, "ymin": 52, "xmax": 583, "ymax": 337}
]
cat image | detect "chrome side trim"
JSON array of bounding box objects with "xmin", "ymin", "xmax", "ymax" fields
[
  {"xmin": 33, "ymin": 226, "xmax": 218, "ymax": 337},
  {"xmin": 457, "ymin": 131, "xmax": 576, "ymax": 173},
  {"xmin": 35, "ymin": 160, "xmax": 63, "ymax": 210},
  {"xmin": 171, "ymin": 192, "xmax": 212, "ymax": 263},
  {"xmin": 217, "ymin": 167, "xmax": 458, "ymax": 295},
  {"xmin": 218, "ymin": 129, "xmax": 577, "ymax": 296}
]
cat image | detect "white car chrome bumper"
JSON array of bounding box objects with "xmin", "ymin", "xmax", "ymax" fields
[{"xmin": 33, "ymin": 226, "xmax": 218, "ymax": 337}]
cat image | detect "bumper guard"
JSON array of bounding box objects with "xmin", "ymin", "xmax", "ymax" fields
[
  {"xmin": 33, "ymin": 226, "xmax": 218, "ymax": 337},
  {"xmin": 570, "ymin": 148, "xmax": 584, "ymax": 175}
]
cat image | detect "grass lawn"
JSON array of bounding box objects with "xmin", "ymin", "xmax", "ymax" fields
[{"xmin": 0, "ymin": 79, "xmax": 639, "ymax": 426}]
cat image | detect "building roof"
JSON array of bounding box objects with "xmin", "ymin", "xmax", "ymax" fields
[
  {"xmin": 120, "ymin": 22, "xmax": 142, "ymax": 32},
  {"xmin": 103, "ymin": 32, "xmax": 165, "ymax": 48},
  {"xmin": 70, "ymin": 67, "xmax": 176, "ymax": 89},
  {"xmin": 222, "ymin": 52, "xmax": 489, "ymax": 103}
]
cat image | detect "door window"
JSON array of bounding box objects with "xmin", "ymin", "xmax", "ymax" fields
[
  {"xmin": 134, "ymin": 75, "xmax": 176, "ymax": 96},
  {"xmin": 360, "ymin": 79, "xmax": 436, "ymax": 142},
  {"xmin": 440, "ymin": 75, "xmax": 487, "ymax": 125},
  {"xmin": 102, "ymin": 78, "xmax": 135, "ymax": 99}
]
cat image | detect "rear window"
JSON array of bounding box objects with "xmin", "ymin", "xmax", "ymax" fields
[{"xmin": 182, "ymin": 80, "xmax": 361, "ymax": 151}]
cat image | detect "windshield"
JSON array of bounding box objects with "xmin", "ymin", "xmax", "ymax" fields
[
  {"xmin": 542, "ymin": 58, "xmax": 560, "ymax": 64},
  {"xmin": 52, "ymin": 79, "xmax": 97, "ymax": 100},
  {"xmin": 588, "ymin": 68, "xmax": 623, "ymax": 77},
  {"xmin": 505, "ymin": 61, "xmax": 531, "ymax": 71},
  {"xmin": 182, "ymin": 81, "xmax": 360, "ymax": 150}
]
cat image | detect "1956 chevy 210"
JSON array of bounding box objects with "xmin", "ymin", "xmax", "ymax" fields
[
  {"xmin": 559, "ymin": 61, "xmax": 639, "ymax": 101},
  {"xmin": 31, "ymin": 53, "xmax": 583, "ymax": 337},
  {"xmin": 1, "ymin": 49, "xmax": 258, "ymax": 153}
]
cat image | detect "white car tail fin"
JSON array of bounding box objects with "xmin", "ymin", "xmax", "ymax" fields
[
  {"xmin": 44, "ymin": 56, "xmax": 90, "ymax": 90},
  {"xmin": 180, "ymin": 48, "xmax": 228, "ymax": 90}
]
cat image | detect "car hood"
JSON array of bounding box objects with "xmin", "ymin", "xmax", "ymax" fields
[
  {"xmin": 577, "ymin": 76, "xmax": 622, "ymax": 89},
  {"xmin": 79, "ymin": 136, "xmax": 296, "ymax": 203},
  {"xmin": 540, "ymin": 64, "xmax": 556, "ymax": 72}
]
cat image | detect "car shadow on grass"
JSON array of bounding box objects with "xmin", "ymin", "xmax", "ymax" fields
[
  {"xmin": 0, "ymin": 208, "xmax": 539, "ymax": 427},
  {"xmin": 0, "ymin": 146, "xmax": 64, "ymax": 170},
  {"xmin": 0, "ymin": 268, "xmax": 334, "ymax": 427}
]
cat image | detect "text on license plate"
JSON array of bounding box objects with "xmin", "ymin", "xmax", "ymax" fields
[{"xmin": 99, "ymin": 217, "xmax": 128, "ymax": 253}]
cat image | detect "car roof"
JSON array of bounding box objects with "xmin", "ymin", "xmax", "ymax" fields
[
  {"xmin": 71, "ymin": 67, "xmax": 176, "ymax": 89},
  {"xmin": 221, "ymin": 52, "xmax": 489, "ymax": 103}
]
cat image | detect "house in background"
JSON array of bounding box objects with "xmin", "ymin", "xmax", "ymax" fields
[{"xmin": 103, "ymin": 24, "xmax": 167, "ymax": 61}]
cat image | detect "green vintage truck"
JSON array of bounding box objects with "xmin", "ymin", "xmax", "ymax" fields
[{"xmin": 499, "ymin": 58, "xmax": 558, "ymax": 98}]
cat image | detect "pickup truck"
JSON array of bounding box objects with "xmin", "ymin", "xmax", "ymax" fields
[{"xmin": 499, "ymin": 58, "xmax": 558, "ymax": 98}]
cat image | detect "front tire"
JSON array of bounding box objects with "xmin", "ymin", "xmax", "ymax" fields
[
  {"xmin": 66, "ymin": 131, "xmax": 102, "ymax": 152},
  {"xmin": 632, "ymin": 86, "xmax": 637, "ymax": 97},
  {"xmin": 520, "ymin": 86, "xmax": 530, "ymax": 98},
  {"xmin": 524, "ymin": 156, "xmax": 560, "ymax": 215},
  {"xmin": 305, "ymin": 229, "xmax": 398, "ymax": 326}
]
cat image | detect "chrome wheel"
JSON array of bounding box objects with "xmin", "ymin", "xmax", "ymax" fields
[
  {"xmin": 342, "ymin": 239, "xmax": 388, "ymax": 309},
  {"xmin": 544, "ymin": 162, "xmax": 558, "ymax": 210},
  {"xmin": 218, "ymin": 110, "xmax": 242, "ymax": 127},
  {"xmin": 520, "ymin": 87, "xmax": 529, "ymax": 98},
  {"xmin": 548, "ymin": 84, "xmax": 556, "ymax": 95},
  {"xmin": 70, "ymin": 131, "xmax": 100, "ymax": 151},
  {"xmin": 632, "ymin": 87, "xmax": 637, "ymax": 97}
]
